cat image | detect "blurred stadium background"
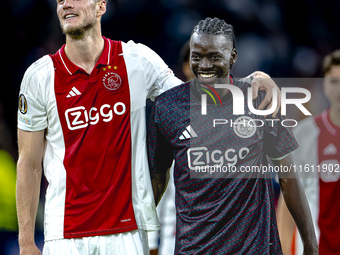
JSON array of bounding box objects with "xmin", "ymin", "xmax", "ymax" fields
[
  {"xmin": 3, "ymin": 0, "xmax": 340, "ymax": 140},
  {"xmin": 1, "ymin": 0, "xmax": 340, "ymax": 254}
]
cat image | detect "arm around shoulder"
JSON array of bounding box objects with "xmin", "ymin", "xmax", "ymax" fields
[
  {"xmin": 122, "ymin": 41, "xmax": 182, "ymax": 100},
  {"xmin": 242, "ymin": 71, "xmax": 281, "ymax": 117}
]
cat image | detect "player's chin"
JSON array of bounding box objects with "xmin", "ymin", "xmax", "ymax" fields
[
  {"xmin": 62, "ymin": 26, "xmax": 83, "ymax": 36},
  {"xmin": 61, "ymin": 24, "xmax": 72, "ymax": 34}
]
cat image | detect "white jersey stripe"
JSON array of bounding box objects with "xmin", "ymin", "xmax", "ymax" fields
[
  {"xmin": 58, "ymin": 49, "xmax": 72, "ymax": 75},
  {"xmin": 106, "ymin": 38, "xmax": 111, "ymax": 65}
]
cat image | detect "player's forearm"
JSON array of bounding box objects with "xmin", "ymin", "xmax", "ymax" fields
[
  {"xmin": 16, "ymin": 160, "xmax": 42, "ymax": 247},
  {"xmin": 279, "ymin": 177, "xmax": 318, "ymax": 253}
]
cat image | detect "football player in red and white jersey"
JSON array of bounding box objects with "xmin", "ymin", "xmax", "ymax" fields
[
  {"xmin": 16, "ymin": 1, "xmax": 282, "ymax": 254},
  {"xmin": 278, "ymin": 50, "xmax": 340, "ymax": 255}
]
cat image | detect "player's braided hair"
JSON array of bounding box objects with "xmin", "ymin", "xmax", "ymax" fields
[
  {"xmin": 323, "ymin": 50, "xmax": 340, "ymax": 75},
  {"xmin": 192, "ymin": 17, "xmax": 236, "ymax": 50}
]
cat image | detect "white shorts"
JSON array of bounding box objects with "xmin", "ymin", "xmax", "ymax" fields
[{"xmin": 43, "ymin": 229, "xmax": 149, "ymax": 255}]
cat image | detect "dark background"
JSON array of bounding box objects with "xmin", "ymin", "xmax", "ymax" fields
[{"xmin": 2, "ymin": 0, "xmax": 340, "ymax": 149}]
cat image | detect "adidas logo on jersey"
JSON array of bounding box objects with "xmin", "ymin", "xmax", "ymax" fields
[
  {"xmin": 323, "ymin": 143, "xmax": 337, "ymax": 155},
  {"xmin": 67, "ymin": 87, "xmax": 81, "ymax": 98},
  {"xmin": 179, "ymin": 125, "xmax": 198, "ymax": 140}
]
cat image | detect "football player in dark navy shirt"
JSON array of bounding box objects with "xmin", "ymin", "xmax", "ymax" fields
[{"xmin": 148, "ymin": 17, "xmax": 318, "ymax": 255}]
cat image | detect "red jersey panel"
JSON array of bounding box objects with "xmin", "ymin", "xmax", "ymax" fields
[{"xmin": 51, "ymin": 38, "xmax": 137, "ymax": 238}]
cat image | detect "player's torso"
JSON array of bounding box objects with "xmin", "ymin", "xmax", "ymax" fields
[
  {"xmin": 20, "ymin": 37, "xmax": 180, "ymax": 240},
  {"xmin": 158, "ymin": 81, "xmax": 281, "ymax": 254},
  {"xmin": 159, "ymin": 81, "xmax": 270, "ymax": 182},
  {"xmin": 39, "ymin": 37, "xmax": 162, "ymax": 240},
  {"xmin": 52, "ymin": 41, "xmax": 131, "ymax": 165},
  {"xmin": 47, "ymin": 38, "xmax": 140, "ymax": 238}
]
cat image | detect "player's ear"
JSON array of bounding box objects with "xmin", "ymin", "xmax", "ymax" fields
[
  {"xmin": 230, "ymin": 48, "xmax": 237, "ymax": 69},
  {"xmin": 97, "ymin": 0, "xmax": 107, "ymax": 17}
]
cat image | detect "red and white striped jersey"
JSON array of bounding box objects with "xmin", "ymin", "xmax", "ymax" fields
[
  {"xmin": 292, "ymin": 109, "xmax": 340, "ymax": 254},
  {"xmin": 17, "ymin": 37, "xmax": 182, "ymax": 241}
]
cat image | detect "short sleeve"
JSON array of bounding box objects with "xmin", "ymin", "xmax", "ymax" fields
[
  {"xmin": 122, "ymin": 41, "xmax": 183, "ymax": 101},
  {"xmin": 17, "ymin": 56, "xmax": 52, "ymax": 131}
]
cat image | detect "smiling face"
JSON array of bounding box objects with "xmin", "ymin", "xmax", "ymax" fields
[
  {"xmin": 57, "ymin": 0, "xmax": 105, "ymax": 37},
  {"xmin": 190, "ymin": 32, "xmax": 237, "ymax": 85}
]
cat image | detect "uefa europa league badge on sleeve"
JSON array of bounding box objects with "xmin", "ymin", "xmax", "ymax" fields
[{"xmin": 19, "ymin": 93, "xmax": 28, "ymax": 115}]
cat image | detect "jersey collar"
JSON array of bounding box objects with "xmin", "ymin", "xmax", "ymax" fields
[
  {"xmin": 58, "ymin": 36, "xmax": 112, "ymax": 75},
  {"xmin": 322, "ymin": 109, "xmax": 340, "ymax": 136}
]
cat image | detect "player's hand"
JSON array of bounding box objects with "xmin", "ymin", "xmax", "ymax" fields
[
  {"xmin": 248, "ymin": 71, "xmax": 281, "ymax": 117},
  {"xmin": 19, "ymin": 244, "xmax": 41, "ymax": 255}
]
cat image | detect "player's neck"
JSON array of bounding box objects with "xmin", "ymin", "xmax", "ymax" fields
[
  {"xmin": 215, "ymin": 75, "xmax": 231, "ymax": 98},
  {"xmin": 64, "ymin": 28, "xmax": 104, "ymax": 74},
  {"xmin": 329, "ymin": 107, "xmax": 340, "ymax": 127}
]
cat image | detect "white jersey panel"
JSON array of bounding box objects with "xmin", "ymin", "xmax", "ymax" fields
[
  {"xmin": 122, "ymin": 41, "xmax": 179, "ymax": 231},
  {"xmin": 129, "ymin": 108, "xmax": 160, "ymax": 231},
  {"xmin": 18, "ymin": 55, "xmax": 67, "ymax": 241},
  {"xmin": 292, "ymin": 117, "xmax": 320, "ymax": 254}
]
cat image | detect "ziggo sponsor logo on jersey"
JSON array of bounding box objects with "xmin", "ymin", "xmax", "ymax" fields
[
  {"xmin": 187, "ymin": 146, "xmax": 249, "ymax": 171},
  {"xmin": 65, "ymin": 103, "xmax": 126, "ymax": 130}
]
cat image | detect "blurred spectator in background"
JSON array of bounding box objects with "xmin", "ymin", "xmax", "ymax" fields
[{"xmin": 278, "ymin": 49, "xmax": 340, "ymax": 255}]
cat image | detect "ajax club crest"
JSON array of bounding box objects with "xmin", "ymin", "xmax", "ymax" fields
[
  {"xmin": 102, "ymin": 72, "xmax": 122, "ymax": 91},
  {"xmin": 233, "ymin": 116, "xmax": 256, "ymax": 139}
]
